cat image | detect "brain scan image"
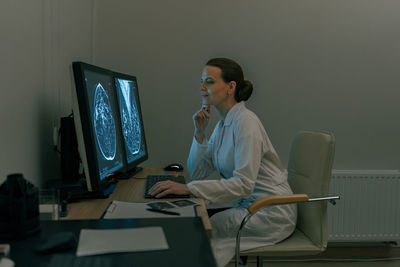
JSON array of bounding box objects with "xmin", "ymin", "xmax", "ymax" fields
[
  {"xmin": 93, "ymin": 83, "xmax": 117, "ymax": 160},
  {"xmin": 117, "ymin": 79, "xmax": 141, "ymax": 156}
]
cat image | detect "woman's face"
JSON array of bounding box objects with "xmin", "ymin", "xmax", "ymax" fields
[{"xmin": 200, "ymin": 66, "xmax": 234, "ymax": 109}]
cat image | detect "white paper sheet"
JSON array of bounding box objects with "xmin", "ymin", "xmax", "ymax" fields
[
  {"xmin": 76, "ymin": 227, "xmax": 168, "ymax": 256},
  {"xmin": 103, "ymin": 201, "xmax": 196, "ymax": 219}
]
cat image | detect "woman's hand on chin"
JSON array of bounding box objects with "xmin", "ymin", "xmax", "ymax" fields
[{"xmin": 193, "ymin": 105, "xmax": 210, "ymax": 144}]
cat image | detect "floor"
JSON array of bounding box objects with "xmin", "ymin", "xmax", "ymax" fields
[{"xmin": 226, "ymin": 243, "xmax": 400, "ymax": 267}]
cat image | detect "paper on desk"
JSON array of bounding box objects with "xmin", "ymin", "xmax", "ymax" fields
[
  {"xmin": 103, "ymin": 201, "xmax": 196, "ymax": 219},
  {"xmin": 76, "ymin": 227, "xmax": 168, "ymax": 256}
]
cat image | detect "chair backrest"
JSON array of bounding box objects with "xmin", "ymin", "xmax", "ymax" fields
[{"xmin": 287, "ymin": 130, "xmax": 335, "ymax": 250}]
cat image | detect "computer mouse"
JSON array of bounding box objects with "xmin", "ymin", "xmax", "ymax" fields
[{"xmin": 164, "ymin": 163, "xmax": 184, "ymax": 172}]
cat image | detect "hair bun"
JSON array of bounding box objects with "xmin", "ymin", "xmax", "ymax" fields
[
  {"xmin": 205, "ymin": 58, "xmax": 253, "ymax": 102},
  {"xmin": 236, "ymin": 80, "xmax": 253, "ymax": 102}
]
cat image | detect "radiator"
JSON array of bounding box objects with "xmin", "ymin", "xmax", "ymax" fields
[{"xmin": 327, "ymin": 170, "xmax": 400, "ymax": 242}]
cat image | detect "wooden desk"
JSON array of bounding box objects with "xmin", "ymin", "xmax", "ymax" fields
[{"xmin": 63, "ymin": 168, "xmax": 212, "ymax": 237}]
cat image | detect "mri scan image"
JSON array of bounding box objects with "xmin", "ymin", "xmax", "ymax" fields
[
  {"xmin": 117, "ymin": 79, "xmax": 141, "ymax": 156},
  {"xmin": 93, "ymin": 83, "xmax": 117, "ymax": 161}
]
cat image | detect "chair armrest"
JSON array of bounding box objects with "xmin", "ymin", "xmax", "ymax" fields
[{"xmin": 248, "ymin": 194, "xmax": 309, "ymax": 215}]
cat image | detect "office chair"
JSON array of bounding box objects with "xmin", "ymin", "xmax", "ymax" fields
[{"xmin": 235, "ymin": 130, "xmax": 338, "ymax": 267}]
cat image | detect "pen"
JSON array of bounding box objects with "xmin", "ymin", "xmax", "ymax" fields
[
  {"xmin": 146, "ymin": 208, "xmax": 180, "ymax": 216},
  {"xmin": 101, "ymin": 201, "xmax": 114, "ymax": 219}
]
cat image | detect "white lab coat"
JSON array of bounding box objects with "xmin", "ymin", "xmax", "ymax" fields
[{"xmin": 187, "ymin": 102, "xmax": 297, "ymax": 267}]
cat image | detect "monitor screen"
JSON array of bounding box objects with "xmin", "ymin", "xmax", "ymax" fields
[
  {"xmin": 114, "ymin": 74, "xmax": 148, "ymax": 173},
  {"xmin": 84, "ymin": 70, "xmax": 125, "ymax": 176},
  {"xmin": 72, "ymin": 62, "xmax": 125, "ymax": 191}
]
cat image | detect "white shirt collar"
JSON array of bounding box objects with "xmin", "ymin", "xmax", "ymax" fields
[{"xmin": 222, "ymin": 101, "xmax": 245, "ymax": 126}]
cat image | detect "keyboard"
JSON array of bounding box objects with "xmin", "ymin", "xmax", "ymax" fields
[
  {"xmin": 144, "ymin": 175, "xmax": 190, "ymax": 198},
  {"xmin": 48, "ymin": 254, "xmax": 112, "ymax": 267}
]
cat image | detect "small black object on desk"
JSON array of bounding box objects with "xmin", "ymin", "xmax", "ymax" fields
[{"xmin": 0, "ymin": 173, "xmax": 40, "ymax": 241}]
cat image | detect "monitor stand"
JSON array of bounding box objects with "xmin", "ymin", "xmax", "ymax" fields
[
  {"xmin": 85, "ymin": 182, "xmax": 117, "ymax": 199},
  {"xmin": 46, "ymin": 178, "xmax": 117, "ymax": 203}
]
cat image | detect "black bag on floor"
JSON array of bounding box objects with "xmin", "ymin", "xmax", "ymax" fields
[{"xmin": 0, "ymin": 173, "xmax": 40, "ymax": 240}]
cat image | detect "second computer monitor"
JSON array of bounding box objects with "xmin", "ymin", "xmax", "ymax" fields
[{"xmin": 114, "ymin": 73, "xmax": 148, "ymax": 173}]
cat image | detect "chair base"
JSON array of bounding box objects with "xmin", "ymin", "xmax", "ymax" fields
[{"xmin": 240, "ymin": 229, "xmax": 325, "ymax": 257}]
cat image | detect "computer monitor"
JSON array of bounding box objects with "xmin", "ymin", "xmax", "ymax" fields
[
  {"xmin": 71, "ymin": 62, "xmax": 125, "ymax": 192},
  {"xmin": 114, "ymin": 72, "xmax": 148, "ymax": 175}
]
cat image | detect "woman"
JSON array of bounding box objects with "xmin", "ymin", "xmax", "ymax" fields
[{"xmin": 149, "ymin": 58, "xmax": 297, "ymax": 267}]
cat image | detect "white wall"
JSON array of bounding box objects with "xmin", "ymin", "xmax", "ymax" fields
[
  {"xmin": 0, "ymin": 1, "xmax": 44, "ymax": 185},
  {"xmin": 93, "ymin": 0, "xmax": 400, "ymax": 170},
  {"xmin": 1, "ymin": 0, "xmax": 399, "ymax": 186},
  {"xmin": 0, "ymin": 0, "xmax": 94, "ymax": 185}
]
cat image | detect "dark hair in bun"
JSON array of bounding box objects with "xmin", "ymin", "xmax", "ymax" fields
[{"xmin": 206, "ymin": 58, "xmax": 253, "ymax": 102}]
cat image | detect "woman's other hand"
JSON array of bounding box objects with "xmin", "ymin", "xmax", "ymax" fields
[
  {"xmin": 193, "ymin": 104, "xmax": 210, "ymax": 144},
  {"xmin": 148, "ymin": 180, "xmax": 191, "ymax": 198}
]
